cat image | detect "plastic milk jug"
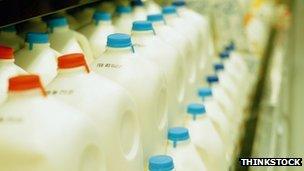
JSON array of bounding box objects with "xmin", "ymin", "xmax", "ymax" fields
[
  {"xmin": 0, "ymin": 26, "xmax": 24, "ymax": 51},
  {"xmin": 114, "ymin": 6, "xmax": 134, "ymax": 34}
]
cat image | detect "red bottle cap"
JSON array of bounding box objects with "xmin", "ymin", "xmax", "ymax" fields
[
  {"xmin": 57, "ymin": 53, "xmax": 90, "ymax": 73},
  {"xmin": 0, "ymin": 45, "xmax": 14, "ymax": 59},
  {"xmin": 8, "ymin": 75, "xmax": 46, "ymax": 96}
]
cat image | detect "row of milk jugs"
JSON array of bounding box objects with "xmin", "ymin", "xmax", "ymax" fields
[{"xmin": 0, "ymin": 2, "xmax": 252, "ymax": 171}]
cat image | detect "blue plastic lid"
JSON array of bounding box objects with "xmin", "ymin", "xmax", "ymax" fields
[
  {"xmin": 107, "ymin": 33, "xmax": 132, "ymax": 48},
  {"xmin": 162, "ymin": 6, "xmax": 177, "ymax": 14},
  {"xmin": 172, "ymin": 0, "xmax": 186, "ymax": 7},
  {"xmin": 132, "ymin": 21, "xmax": 153, "ymax": 31},
  {"xmin": 26, "ymin": 32, "xmax": 49, "ymax": 44},
  {"xmin": 1, "ymin": 25, "xmax": 16, "ymax": 32},
  {"xmin": 47, "ymin": 17, "xmax": 68, "ymax": 28},
  {"xmin": 214, "ymin": 63, "xmax": 225, "ymax": 71},
  {"xmin": 168, "ymin": 127, "xmax": 189, "ymax": 142},
  {"xmin": 147, "ymin": 14, "xmax": 164, "ymax": 22},
  {"xmin": 116, "ymin": 6, "xmax": 132, "ymax": 14},
  {"xmin": 131, "ymin": 0, "xmax": 144, "ymax": 6},
  {"xmin": 219, "ymin": 51, "xmax": 230, "ymax": 59},
  {"xmin": 226, "ymin": 42, "xmax": 236, "ymax": 51},
  {"xmin": 198, "ymin": 88, "xmax": 213, "ymax": 97},
  {"xmin": 93, "ymin": 11, "xmax": 111, "ymax": 21},
  {"xmin": 206, "ymin": 75, "xmax": 219, "ymax": 84},
  {"xmin": 187, "ymin": 103, "xmax": 206, "ymax": 115},
  {"xmin": 149, "ymin": 155, "xmax": 174, "ymax": 171}
]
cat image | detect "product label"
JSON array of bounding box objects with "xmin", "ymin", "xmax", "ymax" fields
[
  {"xmin": 96, "ymin": 63, "xmax": 122, "ymax": 69},
  {"xmin": 46, "ymin": 89, "xmax": 74, "ymax": 96}
]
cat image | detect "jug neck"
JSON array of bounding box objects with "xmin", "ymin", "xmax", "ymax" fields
[
  {"xmin": 168, "ymin": 139, "xmax": 190, "ymax": 149},
  {"xmin": 186, "ymin": 113, "xmax": 207, "ymax": 122},
  {"xmin": 57, "ymin": 66, "xmax": 88, "ymax": 76},
  {"xmin": 132, "ymin": 30, "xmax": 155, "ymax": 40},
  {"xmin": 105, "ymin": 46, "xmax": 134, "ymax": 55},
  {"xmin": 8, "ymin": 88, "xmax": 46, "ymax": 100},
  {"xmin": 152, "ymin": 21, "xmax": 166, "ymax": 27},
  {"xmin": 164, "ymin": 14, "xmax": 178, "ymax": 21},
  {"xmin": 24, "ymin": 42, "xmax": 50, "ymax": 50},
  {"xmin": 49, "ymin": 26, "xmax": 69, "ymax": 33}
]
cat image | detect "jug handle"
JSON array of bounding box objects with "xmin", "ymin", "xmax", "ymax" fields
[{"xmin": 73, "ymin": 31, "xmax": 94, "ymax": 64}]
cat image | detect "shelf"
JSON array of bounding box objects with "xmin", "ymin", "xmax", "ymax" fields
[{"xmin": 0, "ymin": 0, "xmax": 103, "ymax": 28}]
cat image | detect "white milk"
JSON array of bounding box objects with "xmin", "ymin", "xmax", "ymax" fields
[
  {"xmin": 173, "ymin": 1, "xmax": 212, "ymax": 83},
  {"xmin": 146, "ymin": 0, "xmax": 162, "ymax": 14},
  {"xmin": 114, "ymin": 6, "xmax": 134, "ymax": 34},
  {"xmin": 162, "ymin": 6, "xmax": 198, "ymax": 103},
  {"xmin": 15, "ymin": 32, "xmax": 59, "ymax": 86},
  {"xmin": 166, "ymin": 127, "xmax": 207, "ymax": 171},
  {"xmin": 79, "ymin": 12, "xmax": 115, "ymax": 59},
  {"xmin": 0, "ymin": 26, "xmax": 24, "ymax": 51},
  {"xmin": 149, "ymin": 155, "xmax": 175, "ymax": 171},
  {"xmin": 131, "ymin": 21, "xmax": 185, "ymax": 127},
  {"xmin": 97, "ymin": 1, "xmax": 116, "ymax": 15},
  {"xmin": 185, "ymin": 103, "xmax": 228, "ymax": 171},
  {"xmin": 132, "ymin": 1, "xmax": 147, "ymax": 20},
  {"xmin": 0, "ymin": 45, "xmax": 26, "ymax": 105},
  {"xmin": 91, "ymin": 33, "xmax": 168, "ymax": 162},
  {"xmin": 197, "ymin": 87, "xmax": 233, "ymax": 157},
  {"xmin": 47, "ymin": 17, "xmax": 94, "ymax": 64},
  {"xmin": 0, "ymin": 75, "xmax": 106, "ymax": 171},
  {"xmin": 47, "ymin": 53, "xmax": 143, "ymax": 171}
]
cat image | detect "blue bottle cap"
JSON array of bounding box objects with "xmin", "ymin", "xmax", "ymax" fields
[
  {"xmin": 47, "ymin": 17, "xmax": 68, "ymax": 28},
  {"xmin": 131, "ymin": 0, "xmax": 144, "ymax": 6},
  {"xmin": 93, "ymin": 11, "xmax": 111, "ymax": 21},
  {"xmin": 168, "ymin": 127, "xmax": 189, "ymax": 142},
  {"xmin": 107, "ymin": 33, "xmax": 132, "ymax": 48},
  {"xmin": 219, "ymin": 51, "xmax": 230, "ymax": 59},
  {"xmin": 226, "ymin": 42, "xmax": 236, "ymax": 51},
  {"xmin": 198, "ymin": 88, "xmax": 213, "ymax": 98},
  {"xmin": 116, "ymin": 6, "xmax": 132, "ymax": 14},
  {"xmin": 149, "ymin": 155, "xmax": 174, "ymax": 171},
  {"xmin": 26, "ymin": 32, "xmax": 49, "ymax": 44},
  {"xmin": 132, "ymin": 21, "xmax": 153, "ymax": 31},
  {"xmin": 1, "ymin": 25, "xmax": 16, "ymax": 32},
  {"xmin": 214, "ymin": 63, "xmax": 225, "ymax": 71},
  {"xmin": 162, "ymin": 6, "xmax": 177, "ymax": 14},
  {"xmin": 147, "ymin": 14, "xmax": 164, "ymax": 22},
  {"xmin": 172, "ymin": 0, "xmax": 186, "ymax": 7},
  {"xmin": 187, "ymin": 103, "xmax": 206, "ymax": 115},
  {"xmin": 206, "ymin": 75, "xmax": 219, "ymax": 84}
]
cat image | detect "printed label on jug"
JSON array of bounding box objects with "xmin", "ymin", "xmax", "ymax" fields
[
  {"xmin": 46, "ymin": 89, "xmax": 74, "ymax": 96},
  {"xmin": 96, "ymin": 63, "xmax": 122, "ymax": 69}
]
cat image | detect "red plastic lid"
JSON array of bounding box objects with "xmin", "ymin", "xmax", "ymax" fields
[
  {"xmin": 0, "ymin": 45, "xmax": 14, "ymax": 59},
  {"xmin": 57, "ymin": 53, "xmax": 90, "ymax": 73},
  {"xmin": 8, "ymin": 75, "xmax": 46, "ymax": 96}
]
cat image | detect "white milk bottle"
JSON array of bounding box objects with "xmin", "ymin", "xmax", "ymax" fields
[
  {"xmin": 149, "ymin": 155, "xmax": 175, "ymax": 171},
  {"xmin": 197, "ymin": 88, "xmax": 233, "ymax": 154},
  {"xmin": 132, "ymin": 0, "xmax": 147, "ymax": 20},
  {"xmin": 19, "ymin": 18, "xmax": 48, "ymax": 38},
  {"xmin": 114, "ymin": 6, "xmax": 134, "ymax": 34},
  {"xmin": 0, "ymin": 26, "xmax": 24, "ymax": 51},
  {"xmin": 162, "ymin": 6, "xmax": 198, "ymax": 102},
  {"xmin": 131, "ymin": 21, "xmax": 185, "ymax": 127},
  {"xmin": 166, "ymin": 127, "xmax": 207, "ymax": 171},
  {"xmin": 0, "ymin": 75, "xmax": 106, "ymax": 171},
  {"xmin": 91, "ymin": 33, "xmax": 168, "ymax": 162},
  {"xmin": 98, "ymin": 1, "xmax": 116, "ymax": 14},
  {"xmin": 15, "ymin": 32, "xmax": 59, "ymax": 86},
  {"xmin": 79, "ymin": 11, "xmax": 115, "ymax": 59},
  {"xmin": 47, "ymin": 17, "xmax": 94, "ymax": 63},
  {"xmin": 47, "ymin": 53, "xmax": 143, "ymax": 171},
  {"xmin": 206, "ymin": 75, "xmax": 239, "ymax": 145},
  {"xmin": 0, "ymin": 45, "xmax": 26, "ymax": 105},
  {"xmin": 185, "ymin": 103, "xmax": 228, "ymax": 171},
  {"xmin": 173, "ymin": 0, "xmax": 211, "ymax": 81}
]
